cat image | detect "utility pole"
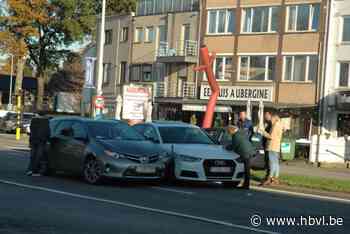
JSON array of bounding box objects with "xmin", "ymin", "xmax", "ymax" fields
[
  {"xmin": 7, "ymin": 54, "xmax": 14, "ymax": 110},
  {"xmin": 95, "ymin": 0, "xmax": 106, "ymax": 118}
]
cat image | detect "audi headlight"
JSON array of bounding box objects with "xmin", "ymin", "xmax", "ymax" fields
[
  {"xmin": 177, "ymin": 154, "xmax": 202, "ymax": 162},
  {"xmin": 104, "ymin": 150, "xmax": 126, "ymax": 159}
]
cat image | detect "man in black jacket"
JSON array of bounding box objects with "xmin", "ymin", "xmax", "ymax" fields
[
  {"xmin": 227, "ymin": 126, "xmax": 256, "ymax": 189},
  {"xmin": 262, "ymin": 112, "xmax": 273, "ymax": 181},
  {"xmin": 26, "ymin": 116, "xmax": 50, "ymax": 176}
]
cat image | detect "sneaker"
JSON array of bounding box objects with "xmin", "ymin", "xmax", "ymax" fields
[
  {"xmin": 31, "ymin": 173, "xmax": 41, "ymax": 177},
  {"xmin": 271, "ymin": 178, "xmax": 280, "ymax": 185},
  {"xmin": 26, "ymin": 171, "xmax": 33, "ymax": 176}
]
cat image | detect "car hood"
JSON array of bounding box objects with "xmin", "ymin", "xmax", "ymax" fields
[
  {"xmin": 98, "ymin": 139, "xmax": 162, "ymax": 157},
  {"xmin": 172, "ymin": 144, "xmax": 239, "ymax": 160}
]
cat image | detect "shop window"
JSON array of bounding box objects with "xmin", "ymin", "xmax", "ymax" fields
[{"xmin": 337, "ymin": 114, "xmax": 350, "ymax": 137}]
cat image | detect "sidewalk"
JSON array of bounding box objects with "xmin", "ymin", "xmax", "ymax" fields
[{"xmin": 280, "ymin": 160, "xmax": 350, "ymax": 181}]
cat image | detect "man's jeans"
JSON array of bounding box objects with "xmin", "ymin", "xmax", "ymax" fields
[
  {"xmin": 28, "ymin": 142, "xmax": 45, "ymax": 173},
  {"xmin": 268, "ymin": 151, "xmax": 280, "ymax": 178}
]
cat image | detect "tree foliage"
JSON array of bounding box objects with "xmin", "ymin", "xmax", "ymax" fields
[
  {"xmin": 47, "ymin": 53, "xmax": 84, "ymax": 96},
  {"xmin": 0, "ymin": 0, "xmax": 135, "ymax": 110}
]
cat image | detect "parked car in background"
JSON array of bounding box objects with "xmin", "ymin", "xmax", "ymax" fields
[
  {"xmin": 0, "ymin": 112, "xmax": 36, "ymax": 133},
  {"xmin": 133, "ymin": 121, "xmax": 245, "ymax": 187},
  {"xmin": 204, "ymin": 127, "xmax": 266, "ymax": 170},
  {"xmin": 44, "ymin": 117, "xmax": 170, "ymax": 184}
]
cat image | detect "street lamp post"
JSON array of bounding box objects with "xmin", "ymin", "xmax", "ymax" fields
[
  {"xmin": 95, "ymin": 0, "xmax": 106, "ymax": 118},
  {"xmin": 7, "ymin": 54, "xmax": 14, "ymax": 110}
]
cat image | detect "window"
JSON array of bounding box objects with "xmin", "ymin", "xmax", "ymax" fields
[
  {"xmin": 242, "ymin": 7, "xmax": 279, "ymax": 33},
  {"xmin": 120, "ymin": 62, "xmax": 127, "ymax": 84},
  {"xmin": 158, "ymin": 25, "xmax": 167, "ymax": 42},
  {"xmin": 239, "ymin": 56, "xmax": 276, "ymax": 81},
  {"xmin": 337, "ymin": 114, "xmax": 350, "ymax": 137},
  {"xmin": 72, "ymin": 122, "xmax": 87, "ymax": 139},
  {"xmin": 134, "ymin": 27, "xmax": 144, "ymax": 43},
  {"xmin": 145, "ymin": 27, "xmax": 155, "ymax": 42},
  {"xmin": 130, "ymin": 65, "xmax": 141, "ymax": 81},
  {"xmin": 120, "ymin": 27, "xmax": 128, "ymax": 42},
  {"xmin": 55, "ymin": 121, "xmax": 72, "ymax": 137},
  {"xmin": 283, "ymin": 55, "xmax": 318, "ymax": 82},
  {"xmin": 105, "ymin": 30, "xmax": 112, "ymax": 45},
  {"xmin": 137, "ymin": 0, "xmax": 198, "ymax": 15},
  {"xmin": 342, "ymin": 16, "xmax": 350, "ymax": 42},
  {"xmin": 287, "ymin": 4, "xmax": 320, "ymax": 32},
  {"xmin": 339, "ymin": 62, "xmax": 350, "ymax": 87},
  {"xmin": 207, "ymin": 9, "xmax": 235, "ymax": 34},
  {"xmin": 142, "ymin": 65, "xmax": 152, "ymax": 81},
  {"xmin": 103, "ymin": 63, "xmax": 112, "ymax": 84},
  {"xmin": 213, "ymin": 56, "xmax": 233, "ymax": 80}
]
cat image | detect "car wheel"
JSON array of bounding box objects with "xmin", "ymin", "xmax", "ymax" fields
[
  {"xmin": 83, "ymin": 157, "xmax": 103, "ymax": 185},
  {"xmin": 222, "ymin": 181, "xmax": 240, "ymax": 188}
]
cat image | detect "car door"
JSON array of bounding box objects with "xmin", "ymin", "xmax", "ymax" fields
[
  {"xmin": 49, "ymin": 120, "xmax": 73, "ymax": 171},
  {"xmin": 64, "ymin": 121, "xmax": 88, "ymax": 173}
]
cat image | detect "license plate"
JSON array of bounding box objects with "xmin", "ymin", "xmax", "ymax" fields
[
  {"xmin": 210, "ymin": 167, "xmax": 232, "ymax": 173},
  {"xmin": 136, "ymin": 166, "xmax": 156, "ymax": 174}
]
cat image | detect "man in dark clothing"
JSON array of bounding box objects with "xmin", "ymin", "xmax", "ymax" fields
[
  {"xmin": 27, "ymin": 117, "xmax": 50, "ymax": 176},
  {"xmin": 237, "ymin": 111, "xmax": 254, "ymax": 140},
  {"xmin": 227, "ymin": 126, "xmax": 256, "ymax": 189},
  {"xmin": 262, "ymin": 112, "xmax": 273, "ymax": 180}
]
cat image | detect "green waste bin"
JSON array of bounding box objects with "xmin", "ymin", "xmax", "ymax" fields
[{"xmin": 281, "ymin": 133, "xmax": 296, "ymax": 161}]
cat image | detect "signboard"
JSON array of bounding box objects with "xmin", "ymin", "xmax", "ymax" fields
[
  {"xmin": 94, "ymin": 96, "xmax": 105, "ymax": 109},
  {"xmin": 200, "ymin": 85, "xmax": 273, "ymax": 102},
  {"xmin": 122, "ymin": 85, "xmax": 150, "ymax": 120}
]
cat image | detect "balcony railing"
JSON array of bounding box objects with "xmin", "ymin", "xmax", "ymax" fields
[
  {"xmin": 157, "ymin": 40, "xmax": 198, "ymax": 57},
  {"xmin": 154, "ymin": 81, "xmax": 196, "ymax": 98}
]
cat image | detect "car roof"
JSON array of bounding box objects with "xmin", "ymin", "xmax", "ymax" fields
[
  {"xmin": 50, "ymin": 117, "xmax": 125, "ymax": 125},
  {"xmin": 143, "ymin": 121, "xmax": 198, "ymax": 128}
]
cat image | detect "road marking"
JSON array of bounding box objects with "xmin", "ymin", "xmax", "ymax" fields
[
  {"xmin": 252, "ymin": 186, "xmax": 350, "ymax": 204},
  {"xmin": 0, "ymin": 179, "xmax": 279, "ymax": 234},
  {"xmin": 151, "ymin": 186, "xmax": 195, "ymax": 195}
]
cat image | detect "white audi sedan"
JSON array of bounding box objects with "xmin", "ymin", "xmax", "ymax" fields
[{"xmin": 134, "ymin": 121, "xmax": 245, "ymax": 187}]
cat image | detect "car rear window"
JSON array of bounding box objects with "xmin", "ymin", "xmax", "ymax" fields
[{"xmin": 158, "ymin": 127, "xmax": 214, "ymax": 144}]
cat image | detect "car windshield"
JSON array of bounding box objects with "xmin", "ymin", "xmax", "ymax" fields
[
  {"xmin": 158, "ymin": 126, "xmax": 214, "ymax": 144},
  {"xmin": 88, "ymin": 122, "xmax": 145, "ymax": 141}
]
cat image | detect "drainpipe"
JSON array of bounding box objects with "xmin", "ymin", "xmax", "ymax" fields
[
  {"xmin": 195, "ymin": 0, "xmax": 204, "ymax": 98},
  {"xmin": 316, "ymin": 0, "xmax": 332, "ymax": 167}
]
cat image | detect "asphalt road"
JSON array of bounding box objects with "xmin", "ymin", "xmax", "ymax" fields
[{"xmin": 0, "ymin": 134, "xmax": 349, "ymax": 234}]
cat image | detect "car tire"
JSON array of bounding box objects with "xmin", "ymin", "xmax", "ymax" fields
[
  {"xmin": 83, "ymin": 157, "xmax": 103, "ymax": 185},
  {"xmin": 222, "ymin": 181, "xmax": 240, "ymax": 188}
]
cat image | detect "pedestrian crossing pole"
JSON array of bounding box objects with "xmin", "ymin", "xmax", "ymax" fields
[{"xmin": 16, "ymin": 92, "xmax": 22, "ymax": 141}]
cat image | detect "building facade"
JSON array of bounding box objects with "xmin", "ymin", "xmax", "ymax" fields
[
  {"xmin": 97, "ymin": 14, "xmax": 133, "ymax": 118},
  {"xmin": 322, "ymin": 0, "xmax": 350, "ymax": 138},
  {"xmin": 198, "ymin": 0, "xmax": 327, "ymax": 139},
  {"xmin": 98, "ymin": 0, "xmax": 330, "ymax": 141}
]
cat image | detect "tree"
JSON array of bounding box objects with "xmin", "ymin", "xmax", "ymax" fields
[
  {"xmin": 47, "ymin": 53, "xmax": 84, "ymax": 97},
  {"xmin": 0, "ymin": 0, "xmax": 135, "ymax": 111}
]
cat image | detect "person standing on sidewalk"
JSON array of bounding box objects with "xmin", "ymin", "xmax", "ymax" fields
[
  {"xmin": 227, "ymin": 126, "xmax": 256, "ymax": 189},
  {"xmin": 237, "ymin": 111, "xmax": 254, "ymax": 140},
  {"xmin": 260, "ymin": 114, "xmax": 283, "ymax": 185},
  {"xmin": 26, "ymin": 116, "xmax": 50, "ymax": 176},
  {"xmin": 262, "ymin": 111, "xmax": 273, "ymax": 180}
]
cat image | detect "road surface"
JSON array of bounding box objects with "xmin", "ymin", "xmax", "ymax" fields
[{"xmin": 0, "ymin": 134, "xmax": 348, "ymax": 234}]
